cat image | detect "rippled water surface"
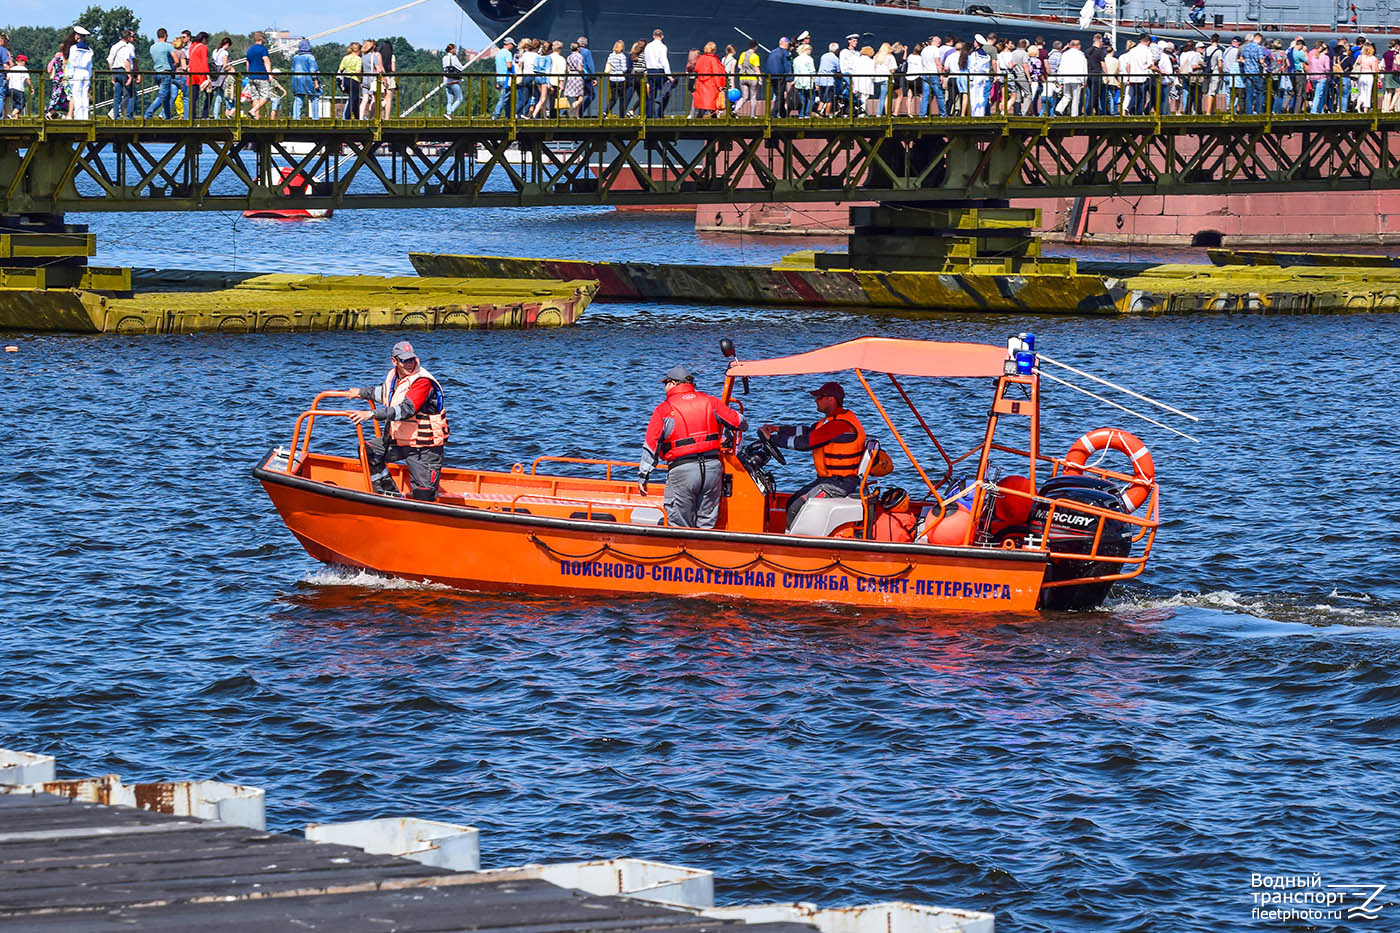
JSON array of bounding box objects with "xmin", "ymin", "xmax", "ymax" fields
[{"xmin": 4, "ymin": 210, "xmax": 1399, "ymax": 931}]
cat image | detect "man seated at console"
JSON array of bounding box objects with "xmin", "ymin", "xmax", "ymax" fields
[{"xmin": 760, "ymin": 381, "xmax": 867, "ymax": 531}]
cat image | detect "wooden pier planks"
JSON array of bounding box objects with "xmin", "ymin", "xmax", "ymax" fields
[{"xmin": 0, "ymin": 794, "xmax": 809, "ymax": 933}]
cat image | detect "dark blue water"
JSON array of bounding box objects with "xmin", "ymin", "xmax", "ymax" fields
[{"xmin": 4, "ymin": 211, "xmax": 1399, "ymax": 931}]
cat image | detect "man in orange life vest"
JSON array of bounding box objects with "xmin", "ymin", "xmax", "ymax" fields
[
  {"xmin": 760, "ymin": 380, "xmax": 867, "ymax": 530},
  {"xmin": 639, "ymin": 365, "xmax": 746, "ymax": 528},
  {"xmin": 348, "ymin": 340, "xmax": 450, "ymax": 500}
]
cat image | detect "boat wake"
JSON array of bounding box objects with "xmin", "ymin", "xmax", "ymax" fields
[
  {"xmin": 298, "ymin": 566, "xmax": 451, "ymax": 591},
  {"xmin": 1109, "ymin": 587, "xmax": 1400, "ymax": 629}
]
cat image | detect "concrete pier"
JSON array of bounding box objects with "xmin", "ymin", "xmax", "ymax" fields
[{"xmin": 0, "ymin": 749, "xmax": 995, "ymax": 931}]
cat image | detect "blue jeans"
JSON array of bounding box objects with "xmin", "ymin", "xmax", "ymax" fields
[
  {"xmin": 292, "ymin": 93, "xmax": 320, "ymax": 119},
  {"xmin": 647, "ymin": 70, "xmax": 667, "ymax": 116},
  {"xmin": 1310, "ymin": 77, "xmax": 1329, "ymax": 112},
  {"xmin": 797, "ymin": 87, "xmax": 813, "ymax": 117},
  {"xmin": 492, "ymin": 81, "xmax": 514, "ymax": 117},
  {"xmin": 871, "ymin": 79, "xmax": 886, "ymax": 116},
  {"xmin": 113, "ymin": 77, "xmax": 136, "ymax": 117},
  {"xmin": 444, "ymin": 82, "xmax": 462, "ymax": 116},
  {"xmin": 1243, "ymin": 73, "xmax": 1264, "ymax": 114},
  {"xmin": 144, "ymin": 72, "xmax": 175, "ymax": 118},
  {"xmin": 1340, "ymin": 77, "xmax": 1352, "ymax": 111},
  {"xmin": 929, "ymin": 77, "xmax": 946, "ymax": 116}
]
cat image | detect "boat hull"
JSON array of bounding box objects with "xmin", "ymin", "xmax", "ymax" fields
[
  {"xmin": 256, "ymin": 457, "xmax": 1049, "ymax": 612},
  {"xmin": 241, "ymin": 209, "xmax": 333, "ymax": 220}
]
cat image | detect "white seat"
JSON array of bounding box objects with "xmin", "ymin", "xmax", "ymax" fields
[{"xmin": 787, "ymin": 498, "xmax": 867, "ymax": 537}]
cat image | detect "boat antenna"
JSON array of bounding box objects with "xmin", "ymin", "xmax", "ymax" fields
[
  {"xmin": 1038, "ymin": 352, "xmax": 1199, "ymax": 422},
  {"xmin": 1039, "ymin": 370, "xmax": 1200, "ymax": 442}
]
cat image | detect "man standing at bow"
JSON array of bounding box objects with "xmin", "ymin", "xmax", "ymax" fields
[{"xmin": 348, "ymin": 340, "xmax": 450, "ymax": 501}]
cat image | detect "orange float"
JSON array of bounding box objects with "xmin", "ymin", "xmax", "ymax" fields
[{"xmin": 257, "ymin": 336, "xmax": 1165, "ymax": 612}]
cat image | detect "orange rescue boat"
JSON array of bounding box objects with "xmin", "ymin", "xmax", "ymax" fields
[{"xmin": 256, "ymin": 335, "xmax": 1170, "ymax": 612}]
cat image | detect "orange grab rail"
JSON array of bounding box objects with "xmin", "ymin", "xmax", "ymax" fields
[
  {"xmin": 528, "ymin": 456, "xmax": 655, "ymax": 481},
  {"xmin": 287, "ymin": 391, "xmax": 379, "ymax": 491}
]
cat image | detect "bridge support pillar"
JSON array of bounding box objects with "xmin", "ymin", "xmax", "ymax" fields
[{"xmin": 815, "ymin": 202, "xmax": 1058, "ymax": 275}]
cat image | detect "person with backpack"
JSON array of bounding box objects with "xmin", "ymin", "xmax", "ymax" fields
[
  {"xmin": 442, "ymin": 42, "xmax": 464, "ymax": 117},
  {"xmin": 1202, "ymin": 34, "xmax": 1223, "ymax": 114},
  {"xmin": 737, "ymin": 39, "xmax": 761, "ymax": 116}
]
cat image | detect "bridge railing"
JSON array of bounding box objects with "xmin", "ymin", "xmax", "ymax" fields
[{"xmin": 1, "ymin": 67, "xmax": 1386, "ymax": 124}]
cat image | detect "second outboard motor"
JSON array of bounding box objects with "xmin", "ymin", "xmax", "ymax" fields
[{"xmin": 1031, "ymin": 475, "xmax": 1134, "ymax": 611}]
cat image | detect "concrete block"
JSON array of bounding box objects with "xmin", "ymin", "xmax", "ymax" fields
[
  {"xmin": 0, "ymin": 774, "xmax": 265, "ymax": 829},
  {"xmin": 706, "ymin": 901, "xmax": 995, "ymax": 933},
  {"xmin": 0, "ymin": 749, "xmax": 56, "ymax": 785},
  {"xmin": 480, "ymin": 857, "xmax": 714, "ymax": 908},
  {"xmin": 305, "ymin": 817, "xmax": 481, "ymax": 871}
]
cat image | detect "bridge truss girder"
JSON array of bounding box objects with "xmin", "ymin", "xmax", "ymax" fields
[{"xmin": 1, "ymin": 117, "xmax": 1398, "ymax": 213}]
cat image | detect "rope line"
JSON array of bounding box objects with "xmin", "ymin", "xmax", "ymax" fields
[{"xmin": 529, "ymin": 534, "xmax": 914, "ymax": 580}]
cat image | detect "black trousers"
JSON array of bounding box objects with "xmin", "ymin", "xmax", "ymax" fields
[{"xmin": 366, "ymin": 438, "xmax": 444, "ymax": 501}]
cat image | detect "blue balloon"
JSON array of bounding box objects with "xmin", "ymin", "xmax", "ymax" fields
[{"xmin": 727, "ymin": 87, "xmax": 742, "ymax": 102}]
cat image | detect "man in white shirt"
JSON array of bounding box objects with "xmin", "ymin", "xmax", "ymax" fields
[
  {"xmin": 837, "ymin": 32, "xmax": 860, "ymax": 107},
  {"xmin": 107, "ymin": 28, "xmax": 138, "ymax": 117},
  {"xmin": 1056, "ymin": 38, "xmax": 1087, "ymax": 115},
  {"xmin": 1121, "ymin": 34, "xmax": 1156, "ymax": 114},
  {"xmin": 1178, "ymin": 40, "xmax": 1204, "ymax": 113},
  {"xmin": 920, "ymin": 37, "xmax": 944, "ymax": 116},
  {"xmin": 643, "ymin": 28, "xmax": 670, "ymax": 117}
]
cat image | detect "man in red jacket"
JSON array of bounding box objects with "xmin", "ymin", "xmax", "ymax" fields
[{"xmin": 639, "ymin": 365, "xmax": 745, "ymax": 528}]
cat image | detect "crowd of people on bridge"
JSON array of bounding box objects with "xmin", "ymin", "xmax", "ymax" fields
[
  {"xmin": 485, "ymin": 28, "xmax": 1400, "ymax": 119},
  {"xmin": 2, "ymin": 21, "xmax": 1400, "ymax": 120}
]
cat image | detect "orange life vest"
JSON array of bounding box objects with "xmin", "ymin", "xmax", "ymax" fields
[
  {"xmin": 811, "ymin": 409, "xmax": 866, "ymax": 477},
  {"xmin": 381, "ymin": 366, "xmax": 450, "ymax": 448},
  {"xmin": 873, "ymin": 509, "xmax": 917, "ymax": 543},
  {"xmin": 655, "ymin": 385, "xmax": 725, "ymax": 462}
]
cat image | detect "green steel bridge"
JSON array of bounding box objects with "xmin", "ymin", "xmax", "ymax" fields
[{"xmin": 3, "ymin": 111, "xmax": 1400, "ymax": 214}]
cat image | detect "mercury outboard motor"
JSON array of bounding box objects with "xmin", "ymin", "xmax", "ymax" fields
[{"xmin": 1030, "ymin": 475, "xmax": 1134, "ymax": 611}]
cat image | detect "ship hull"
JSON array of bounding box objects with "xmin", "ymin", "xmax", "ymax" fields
[
  {"xmin": 462, "ymin": 0, "xmax": 1360, "ymax": 61},
  {"xmin": 466, "ymin": 0, "xmax": 1102, "ymax": 59}
]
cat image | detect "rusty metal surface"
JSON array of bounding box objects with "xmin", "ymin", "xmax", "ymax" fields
[{"xmin": 1, "ymin": 775, "xmax": 266, "ymax": 829}]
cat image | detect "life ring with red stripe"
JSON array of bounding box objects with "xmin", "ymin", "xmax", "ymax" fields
[{"xmin": 1062, "ymin": 428, "xmax": 1155, "ymax": 512}]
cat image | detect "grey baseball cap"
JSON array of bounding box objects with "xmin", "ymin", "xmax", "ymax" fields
[
  {"xmin": 391, "ymin": 340, "xmax": 417, "ymax": 361},
  {"xmin": 661, "ymin": 364, "xmax": 695, "ymax": 383}
]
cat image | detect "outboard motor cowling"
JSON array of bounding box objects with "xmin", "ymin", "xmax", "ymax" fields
[{"xmin": 1031, "ymin": 475, "xmax": 1134, "ymax": 611}]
